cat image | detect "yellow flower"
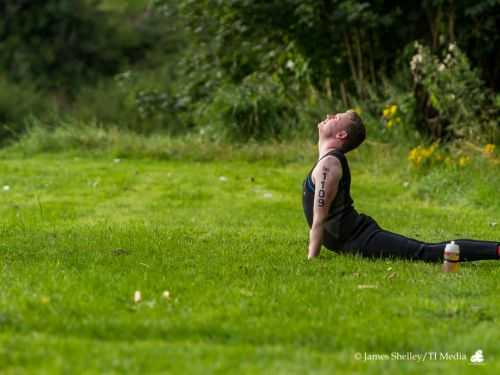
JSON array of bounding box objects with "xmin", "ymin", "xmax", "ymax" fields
[
  {"xmin": 386, "ymin": 117, "xmax": 401, "ymax": 129},
  {"xmin": 408, "ymin": 146, "xmax": 424, "ymax": 167},
  {"xmin": 389, "ymin": 105, "xmax": 398, "ymax": 116},
  {"xmin": 420, "ymin": 143, "xmax": 436, "ymax": 158},
  {"xmin": 408, "ymin": 143, "xmax": 441, "ymax": 168},
  {"xmin": 458, "ymin": 156, "xmax": 470, "ymax": 167},
  {"xmin": 383, "ymin": 104, "xmax": 398, "ymax": 121},
  {"xmin": 483, "ymin": 144, "xmax": 496, "ymax": 155},
  {"xmin": 407, "ymin": 148, "xmax": 417, "ymax": 161}
]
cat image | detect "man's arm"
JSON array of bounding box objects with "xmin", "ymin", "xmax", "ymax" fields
[{"xmin": 308, "ymin": 156, "xmax": 343, "ymax": 259}]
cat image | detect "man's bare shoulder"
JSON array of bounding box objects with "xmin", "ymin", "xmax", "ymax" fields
[{"xmin": 312, "ymin": 155, "xmax": 343, "ymax": 183}]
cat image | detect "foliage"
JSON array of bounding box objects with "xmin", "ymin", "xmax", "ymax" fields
[
  {"xmin": 0, "ymin": 0, "xmax": 178, "ymax": 93},
  {"xmin": 199, "ymin": 73, "xmax": 303, "ymax": 141},
  {"xmin": 0, "ymin": 0, "xmax": 117, "ymax": 91},
  {"xmin": 172, "ymin": 0, "xmax": 500, "ymax": 97},
  {"xmin": 411, "ymin": 42, "xmax": 498, "ymax": 143},
  {"xmin": 69, "ymin": 67, "xmax": 189, "ymax": 135},
  {"xmin": 0, "ymin": 78, "xmax": 57, "ymax": 144},
  {"xmin": 1, "ymin": 0, "xmax": 500, "ymax": 146}
]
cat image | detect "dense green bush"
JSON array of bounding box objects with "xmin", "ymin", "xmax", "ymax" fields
[
  {"xmin": 0, "ymin": 0, "xmax": 179, "ymax": 93},
  {"xmin": 0, "ymin": 1, "xmax": 119, "ymax": 91},
  {"xmin": 174, "ymin": 0, "xmax": 500, "ymax": 98},
  {"xmin": 0, "ymin": 78, "xmax": 56, "ymax": 144},
  {"xmin": 68, "ymin": 79, "xmax": 131, "ymax": 128},
  {"xmin": 411, "ymin": 42, "xmax": 498, "ymax": 143},
  {"xmin": 68, "ymin": 67, "xmax": 187, "ymax": 135},
  {"xmin": 199, "ymin": 73, "xmax": 301, "ymax": 141}
]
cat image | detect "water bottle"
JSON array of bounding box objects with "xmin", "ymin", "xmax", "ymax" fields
[{"xmin": 443, "ymin": 241, "xmax": 460, "ymax": 273}]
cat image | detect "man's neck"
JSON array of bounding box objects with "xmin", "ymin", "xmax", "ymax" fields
[{"xmin": 318, "ymin": 142, "xmax": 341, "ymax": 160}]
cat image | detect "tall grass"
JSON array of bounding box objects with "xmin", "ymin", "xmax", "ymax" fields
[{"xmin": 4, "ymin": 120, "xmax": 318, "ymax": 164}]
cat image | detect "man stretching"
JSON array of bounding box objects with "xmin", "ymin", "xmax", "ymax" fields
[{"xmin": 302, "ymin": 110, "xmax": 500, "ymax": 261}]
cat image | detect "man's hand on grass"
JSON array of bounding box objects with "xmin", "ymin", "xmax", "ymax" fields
[{"xmin": 307, "ymin": 246, "xmax": 320, "ymax": 260}]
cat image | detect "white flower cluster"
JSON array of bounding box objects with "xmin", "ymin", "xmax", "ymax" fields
[
  {"xmin": 410, "ymin": 53, "xmax": 423, "ymax": 72},
  {"xmin": 410, "ymin": 42, "xmax": 426, "ymax": 82},
  {"xmin": 410, "ymin": 41, "xmax": 460, "ymax": 82}
]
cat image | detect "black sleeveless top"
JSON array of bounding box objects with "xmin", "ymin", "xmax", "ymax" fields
[{"xmin": 302, "ymin": 149, "xmax": 366, "ymax": 249}]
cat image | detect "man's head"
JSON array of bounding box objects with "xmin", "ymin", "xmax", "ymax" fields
[{"xmin": 317, "ymin": 110, "xmax": 366, "ymax": 153}]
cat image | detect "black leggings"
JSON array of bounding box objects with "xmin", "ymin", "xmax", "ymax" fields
[{"xmin": 332, "ymin": 216, "xmax": 499, "ymax": 262}]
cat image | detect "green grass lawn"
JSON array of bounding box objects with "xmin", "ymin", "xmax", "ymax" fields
[{"xmin": 0, "ymin": 148, "xmax": 498, "ymax": 374}]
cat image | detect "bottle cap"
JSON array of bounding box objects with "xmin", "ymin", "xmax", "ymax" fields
[{"xmin": 445, "ymin": 241, "xmax": 460, "ymax": 253}]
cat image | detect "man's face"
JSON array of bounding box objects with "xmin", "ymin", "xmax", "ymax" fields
[{"xmin": 317, "ymin": 111, "xmax": 353, "ymax": 139}]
